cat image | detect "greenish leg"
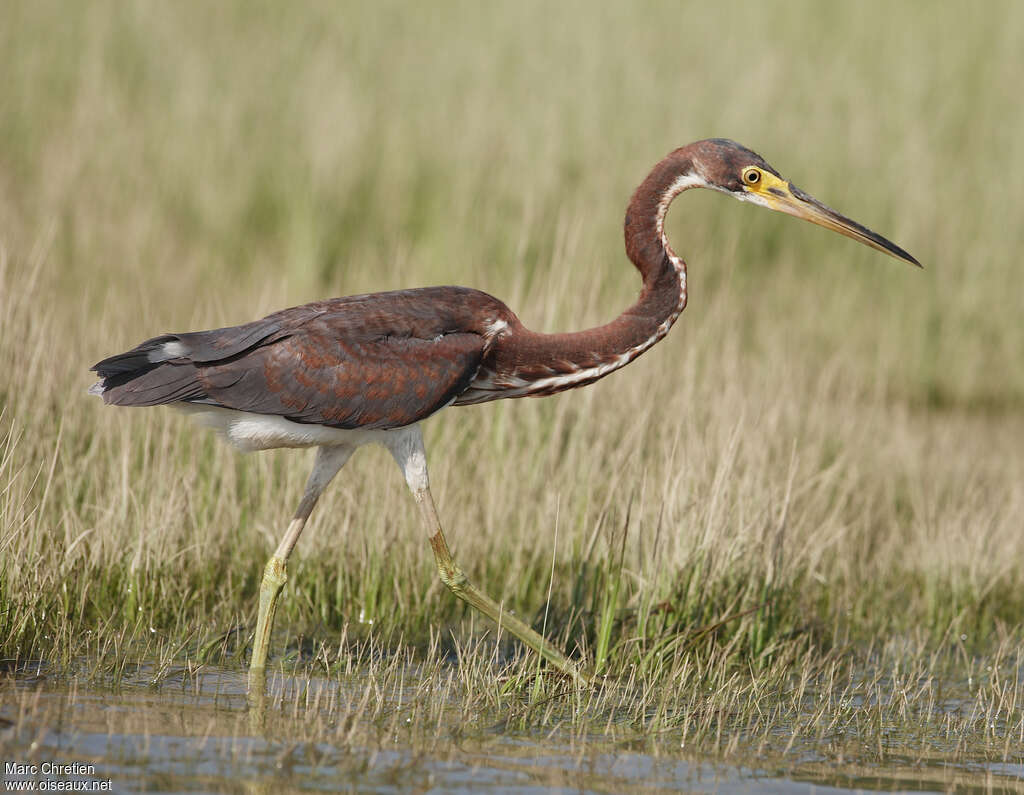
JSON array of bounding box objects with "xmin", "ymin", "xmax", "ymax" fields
[
  {"xmin": 249, "ymin": 533, "xmax": 295, "ymax": 674},
  {"xmin": 248, "ymin": 444, "xmax": 353, "ymax": 688},
  {"xmin": 415, "ymin": 488, "xmax": 592, "ymax": 687},
  {"xmin": 386, "ymin": 425, "xmax": 591, "ymax": 687}
]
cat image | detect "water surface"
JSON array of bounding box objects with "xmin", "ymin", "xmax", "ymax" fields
[{"xmin": 2, "ymin": 662, "xmax": 1021, "ymax": 793}]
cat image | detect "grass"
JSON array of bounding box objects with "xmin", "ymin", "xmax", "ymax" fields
[
  {"xmin": 3, "ymin": 632, "xmax": 1022, "ymax": 789},
  {"xmin": 2, "ymin": 0, "xmax": 1024, "ymax": 784}
]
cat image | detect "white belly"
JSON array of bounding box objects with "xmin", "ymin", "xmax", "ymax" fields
[{"xmin": 175, "ymin": 405, "xmax": 401, "ymax": 453}]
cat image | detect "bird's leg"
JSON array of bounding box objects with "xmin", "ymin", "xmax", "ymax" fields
[
  {"xmin": 414, "ymin": 489, "xmax": 591, "ymax": 686},
  {"xmin": 385, "ymin": 426, "xmax": 590, "ymax": 687},
  {"xmin": 249, "ymin": 444, "xmax": 353, "ymax": 682}
]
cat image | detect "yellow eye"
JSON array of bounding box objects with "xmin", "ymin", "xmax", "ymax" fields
[{"xmin": 742, "ymin": 167, "xmax": 761, "ymax": 186}]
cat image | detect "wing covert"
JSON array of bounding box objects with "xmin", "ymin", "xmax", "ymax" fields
[{"xmin": 197, "ymin": 329, "xmax": 485, "ymax": 430}]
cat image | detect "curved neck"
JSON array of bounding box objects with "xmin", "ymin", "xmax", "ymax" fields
[
  {"xmin": 470, "ymin": 148, "xmax": 701, "ymax": 401},
  {"xmin": 625, "ymin": 150, "xmax": 699, "ymax": 284},
  {"xmin": 619, "ymin": 148, "xmax": 698, "ymax": 331}
]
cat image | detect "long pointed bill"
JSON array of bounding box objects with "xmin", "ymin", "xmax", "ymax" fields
[{"xmin": 753, "ymin": 174, "xmax": 921, "ymax": 267}]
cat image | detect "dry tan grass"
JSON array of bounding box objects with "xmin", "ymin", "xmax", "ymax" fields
[{"xmin": 1, "ymin": 3, "xmax": 1023, "ymax": 778}]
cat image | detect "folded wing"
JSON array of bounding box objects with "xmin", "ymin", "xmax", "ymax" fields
[{"xmin": 91, "ymin": 292, "xmax": 487, "ymax": 430}]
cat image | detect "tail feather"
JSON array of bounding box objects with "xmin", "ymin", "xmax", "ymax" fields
[
  {"xmin": 89, "ymin": 318, "xmax": 284, "ymax": 408},
  {"xmin": 96, "ymin": 363, "xmax": 208, "ymax": 406},
  {"xmin": 91, "ymin": 335, "xmax": 180, "ymax": 377},
  {"xmin": 90, "ymin": 335, "xmax": 207, "ymax": 407}
]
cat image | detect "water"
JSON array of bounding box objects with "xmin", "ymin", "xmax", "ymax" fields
[{"xmin": 2, "ymin": 662, "xmax": 1021, "ymax": 793}]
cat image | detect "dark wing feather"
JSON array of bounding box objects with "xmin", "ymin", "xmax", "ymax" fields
[
  {"xmin": 90, "ymin": 317, "xmax": 292, "ymax": 406},
  {"xmin": 90, "ymin": 287, "xmax": 501, "ymax": 430}
]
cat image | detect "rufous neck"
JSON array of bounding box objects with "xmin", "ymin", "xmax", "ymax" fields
[{"xmin": 624, "ymin": 148, "xmax": 699, "ymax": 286}]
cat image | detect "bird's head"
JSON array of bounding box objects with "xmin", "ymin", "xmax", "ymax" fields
[{"xmin": 688, "ymin": 138, "xmax": 920, "ymax": 266}]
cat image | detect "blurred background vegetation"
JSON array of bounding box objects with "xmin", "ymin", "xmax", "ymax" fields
[{"xmin": 1, "ymin": 0, "xmax": 1022, "ymax": 668}]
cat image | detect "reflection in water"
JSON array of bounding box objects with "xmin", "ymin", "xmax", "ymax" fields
[{"xmin": 1, "ymin": 662, "xmax": 1022, "ymax": 793}]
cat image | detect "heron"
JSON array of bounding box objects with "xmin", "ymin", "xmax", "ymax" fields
[{"xmin": 90, "ymin": 139, "xmax": 919, "ymax": 688}]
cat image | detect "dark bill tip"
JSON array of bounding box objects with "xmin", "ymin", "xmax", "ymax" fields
[{"xmin": 789, "ymin": 183, "xmax": 922, "ymax": 268}]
